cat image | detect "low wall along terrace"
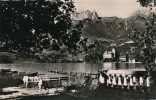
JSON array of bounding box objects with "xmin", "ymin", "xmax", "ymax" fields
[{"xmin": 100, "ymin": 69, "xmax": 156, "ymax": 93}]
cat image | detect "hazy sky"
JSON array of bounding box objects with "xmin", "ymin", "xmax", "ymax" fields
[{"xmin": 74, "ymin": 0, "xmax": 149, "ymax": 18}]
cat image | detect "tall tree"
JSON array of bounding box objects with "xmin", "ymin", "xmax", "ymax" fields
[
  {"xmin": 129, "ymin": 0, "xmax": 156, "ymax": 71},
  {"xmin": 0, "ymin": 0, "xmax": 83, "ymax": 56},
  {"xmin": 137, "ymin": 0, "xmax": 156, "ymax": 7}
]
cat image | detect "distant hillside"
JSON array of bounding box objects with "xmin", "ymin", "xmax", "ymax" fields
[
  {"xmin": 99, "ymin": 17, "xmax": 126, "ymax": 40},
  {"xmin": 72, "ymin": 10, "xmax": 153, "ymax": 43}
]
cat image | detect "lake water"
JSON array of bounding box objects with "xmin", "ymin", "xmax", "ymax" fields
[{"xmin": 0, "ymin": 62, "xmax": 144, "ymax": 75}]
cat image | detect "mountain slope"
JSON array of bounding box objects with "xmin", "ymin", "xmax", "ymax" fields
[
  {"xmin": 72, "ymin": 10, "xmax": 152, "ymax": 42},
  {"xmin": 81, "ymin": 18, "xmax": 112, "ymax": 39}
]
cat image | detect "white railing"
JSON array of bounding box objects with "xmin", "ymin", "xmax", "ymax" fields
[{"xmin": 99, "ymin": 69, "xmax": 156, "ymax": 92}]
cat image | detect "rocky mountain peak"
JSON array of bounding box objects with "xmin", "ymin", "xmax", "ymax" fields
[
  {"xmin": 92, "ymin": 10, "xmax": 99, "ymax": 21},
  {"xmin": 128, "ymin": 10, "xmax": 151, "ymax": 19},
  {"xmin": 72, "ymin": 10, "xmax": 99, "ymax": 21},
  {"xmin": 72, "ymin": 9, "xmax": 154, "ymax": 42}
]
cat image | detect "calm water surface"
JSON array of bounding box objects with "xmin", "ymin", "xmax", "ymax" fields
[{"xmin": 0, "ymin": 62, "xmax": 144, "ymax": 74}]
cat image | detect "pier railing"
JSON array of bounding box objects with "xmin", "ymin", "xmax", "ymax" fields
[{"xmin": 99, "ymin": 69, "xmax": 156, "ymax": 93}]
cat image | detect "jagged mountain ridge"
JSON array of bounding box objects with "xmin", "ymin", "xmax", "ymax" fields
[
  {"xmin": 72, "ymin": 10, "xmax": 99, "ymax": 21},
  {"xmin": 72, "ymin": 10, "xmax": 152, "ymax": 42}
]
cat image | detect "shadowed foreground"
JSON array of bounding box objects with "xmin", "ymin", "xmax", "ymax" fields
[
  {"xmin": 91, "ymin": 85, "xmax": 156, "ymax": 100},
  {"xmin": 21, "ymin": 84, "xmax": 156, "ymax": 100},
  {"xmin": 0, "ymin": 73, "xmax": 156, "ymax": 100}
]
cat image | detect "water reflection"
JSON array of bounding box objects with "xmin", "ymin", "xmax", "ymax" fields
[
  {"xmin": 0, "ymin": 63, "xmax": 144, "ymax": 74},
  {"xmin": 115, "ymin": 63, "xmax": 120, "ymax": 70},
  {"xmin": 126, "ymin": 63, "xmax": 129, "ymax": 69},
  {"xmin": 102, "ymin": 63, "xmax": 113, "ymax": 70}
]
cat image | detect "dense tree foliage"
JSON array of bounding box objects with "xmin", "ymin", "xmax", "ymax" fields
[
  {"xmin": 0, "ymin": 0, "xmax": 83, "ymax": 56},
  {"xmin": 129, "ymin": 14, "xmax": 156, "ymax": 71},
  {"xmin": 129, "ymin": 0, "xmax": 156, "ymax": 71},
  {"xmin": 137, "ymin": 0, "xmax": 156, "ymax": 7}
]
